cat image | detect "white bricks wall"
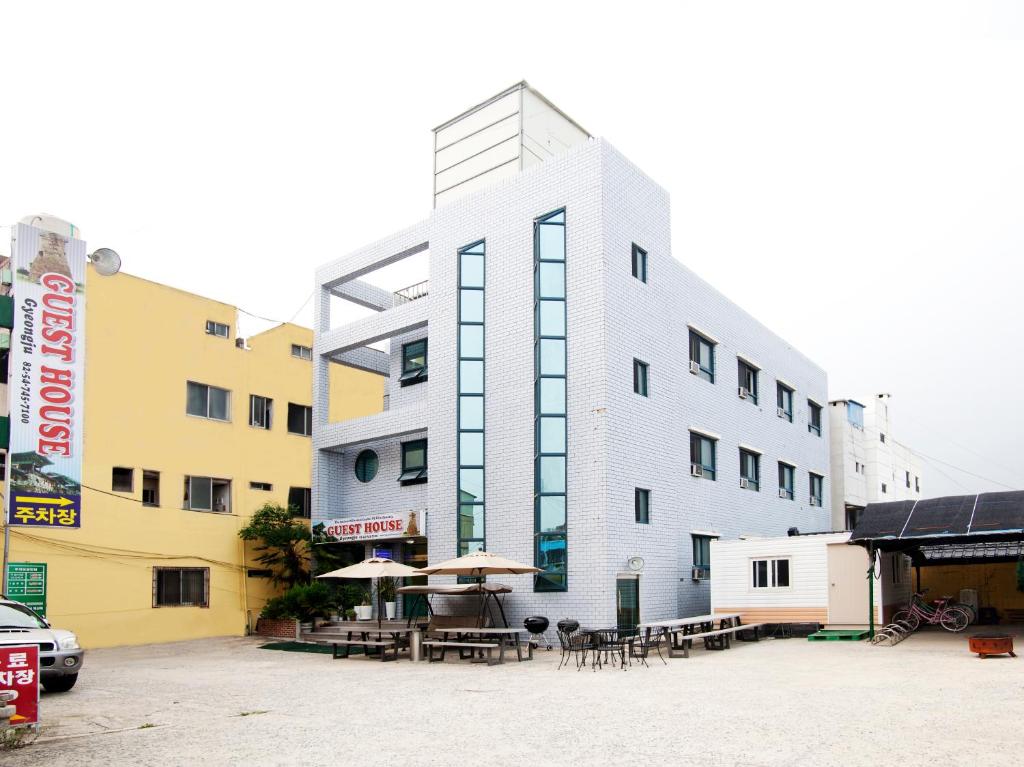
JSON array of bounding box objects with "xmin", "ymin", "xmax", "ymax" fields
[{"xmin": 314, "ymin": 138, "xmax": 831, "ymax": 631}]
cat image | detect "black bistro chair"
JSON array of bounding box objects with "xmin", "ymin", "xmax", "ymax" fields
[{"xmin": 555, "ymin": 620, "xmax": 593, "ymax": 671}]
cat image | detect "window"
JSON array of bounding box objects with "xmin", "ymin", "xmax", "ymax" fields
[
  {"xmin": 534, "ymin": 209, "xmax": 567, "ymax": 592},
  {"xmin": 846, "ymin": 401, "xmax": 865, "ymax": 428},
  {"xmin": 690, "ymin": 432, "xmax": 716, "ymax": 480},
  {"xmin": 153, "ymin": 567, "xmax": 209, "ymax": 607},
  {"xmin": 635, "ymin": 488, "xmax": 650, "ymax": 524},
  {"xmin": 250, "ymin": 481, "xmax": 272, "ymax": 491},
  {"xmin": 845, "ymin": 507, "xmax": 862, "ymax": 531},
  {"xmin": 111, "ymin": 466, "xmax": 133, "ymax": 492},
  {"xmin": 400, "ymin": 439, "xmax": 428, "ymax": 484},
  {"xmin": 881, "ymin": 483, "xmax": 887, "ymax": 494},
  {"xmin": 631, "ymin": 243, "xmax": 647, "ymax": 283},
  {"xmin": 142, "ymin": 470, "xmax": 160, "ymax": 506},
  {"xmin": 291, "ymin": 344, "xmax": 312, "ymax": 360},
  {"xmin": 287, "ymin": 403, "xmax": 312, "ymax": 436},
  {"xmin": 692, "ymin": 535, "xmax": 714, "ymax": 579},
  {"xmin": 249, "ymin": 395, "xmax": 272, "ymax": 430},
  {"xmin": 808, "ymin": 400, "xmax": 822, "ymax": 436},
  {"xmin": 458, "ymin": 240, "xmax": 486, "ymax": 560},
  {"xmin": 205, "ymin": 320, "xmax": 229, "ymax": 338},
  {"xmin": 737, "ymin": 359, "xmax": 758, "ymax": 403},
  {"xmin": 778, "ymin": 462, "xmax": 794, "ymax": 500},
  {"xmin": 880, "ymin": 433, "xmax": 886, "ymax": 444},
  {"xmin": 186, "ymin": 382, "xmax": 230, "ymax": 421},
  {"xmin": 633, "ymin": 359, "xmax": 649, "ymax": 396},
  {"xmin": 184, "ymin": 476, "xmax": 231, "ymax": 512},
  {"xmin": 400, "ymin": 338, "xmax": 428, "ymax": 385},
  {"xmin": 915, "ymin": 476, "xmax": 920, "ymax": 493},
  {"xmin": 355, "ymin": 450, "xmax": 378, "ymax": 483},
  {"xmin": 247, "ymin": 569, "xmax": 273, "ymax": 578},
  {"xmin": 288, "ymin": 487, "xmax": 311, "ymax": 519},
  {"xmin": 891, "ymin": 554, "xmax": 906, "ymax": 585},
  {"xmin": 739, "ymin": 449, "xmax": 760, "ymax": 491},
  {"xmin": 905, "ymin": 470, "xmax": 911, "ymax": 488},
  {"xmin": 751, "ymin": 558, "xmax": 790, "ymax": 589},
  {"xmin": 809, "ymin": 473, "xmax": 823, "ymax": 506},
  {"xmin": 776, "ymin": 382, "xmax": 794, "ymax": 422},
  {"xmin": 689, "ymin": 330, "xmax": 715, "ymax": 383}
]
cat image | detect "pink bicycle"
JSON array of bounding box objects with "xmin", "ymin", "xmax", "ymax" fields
[{"xmin": 892, "ymin": 592, "xmax": 970, "ymax": 633}]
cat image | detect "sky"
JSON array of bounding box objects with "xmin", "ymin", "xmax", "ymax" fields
[{"xmin": 2, "ymin": 1, "xmax": 1022, "ymax": 497}]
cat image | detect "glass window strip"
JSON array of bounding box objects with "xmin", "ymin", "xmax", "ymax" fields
[
  {"xmin": 458, "ymin": 241, "xmax": 486, "ymax": 560},
  {"xmin": 534, "ymin": 209, "xmax": 567, "ymax": 592}
]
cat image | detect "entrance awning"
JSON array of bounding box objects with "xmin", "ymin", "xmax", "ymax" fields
[{"xmin": 850, "ymin": 490, "xmax": 1024, "ymax": 552}]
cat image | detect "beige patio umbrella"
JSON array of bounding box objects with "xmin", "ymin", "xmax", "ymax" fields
[
  {"xmin": 418, "ymin": 550, "xmax": 541, "ymax": 577},
  {"xmin": 417, "ymin": 551, "xmax": 540, "ymax": 627},
  {"xmin": 317, "ymin": 557, "xmax": 421, "ymax": 627}
]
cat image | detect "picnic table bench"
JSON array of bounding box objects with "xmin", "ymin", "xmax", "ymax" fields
[
  {"xmin": 637, "ymin": 614, "xmax": 764, "ymax": 658},
  {"xmin": 423, "ymin": 627, "xmax": 534, "ymax": 665}
]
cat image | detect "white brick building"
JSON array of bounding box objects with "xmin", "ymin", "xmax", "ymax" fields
[
  {"xmin": 313, "ymin": 84, "xmax": 831, "ymax": 630},
  {"xmin": 828, "ymin": 393, "xmax": 924, "ymax": 531}
]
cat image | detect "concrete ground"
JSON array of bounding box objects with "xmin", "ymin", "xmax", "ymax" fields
[{"xmin": 4, "ymin": 629, "xmax": 1021, "ymax": 766}]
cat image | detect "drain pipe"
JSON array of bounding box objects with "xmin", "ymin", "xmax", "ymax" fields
[{"xmin": 867, "ymin": 543, "xmax": 875, "ymax": 640}]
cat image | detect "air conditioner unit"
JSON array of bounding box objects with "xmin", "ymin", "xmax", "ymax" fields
[
  {"xmin": 690, "ymin": 464, "xmax": 704, "ymax": 478},
  {"xmin": 689, "ymin": 361, "xmax": 701, "ymax": 375},
  {"xmin": 739, "ymin": 478, "xmax": 749, "ymax": 489},
  {"xmin": 777, "ymin": 407, "xmax": 788, "ymax": 419},
  {"xmin": 691, "ymin": 567, "xmax": 709, "ymax": 581},
  {"xmin": 778, "ymin": 488, "xmax": 790, "ymax": 499},
  {"xmin": 738, "ymin": 387, "xmax": 749, "ymax": 399},
  {"xmin": 810, "ymin": 496, "xmax": 820, "ymax": 506}
]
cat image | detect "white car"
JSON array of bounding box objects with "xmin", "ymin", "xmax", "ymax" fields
[{"xmin": 0, "ymin": 600, "xmax": 83, "ymax": 692}]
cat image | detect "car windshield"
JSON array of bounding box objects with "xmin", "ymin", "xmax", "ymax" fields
[{"xmin": 0, "ymin": 603, "xmax": 46, "ymax": 629}]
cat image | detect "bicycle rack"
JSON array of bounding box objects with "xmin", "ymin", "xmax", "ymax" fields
[{"xmin": 870, "ymin": 620, "xmax": 916, "ymax": 646}]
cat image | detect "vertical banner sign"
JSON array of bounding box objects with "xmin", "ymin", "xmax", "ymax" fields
[
  {"xmin": 0, "ymin": 646, "xmax": 40, "ymax": 727},
  {"xmin": 5, "ymin": 563, "xmax": 47, "ymax": 615},
  {"xmin": 7, "ymin": 224, "xmax": 86, "ymax": 529}
]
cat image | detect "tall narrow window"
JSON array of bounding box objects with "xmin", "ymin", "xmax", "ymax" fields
[
  {"xmin": 288, "ymin": 487, "xmax": 312, "ymax": 518},
  {"xmin": 692, "ymin": 535, "xmax": 713, "ymax": 578},
  {"xmin": 634, "ymin": 488, "xmax": 650, "ymax": 524},
  {"xmin": 458, "ymin": 240, "xmax": 485, "ymax": 557},
  {"xmin": 400, "ymin": 439, "xmax": 428, "ymax": 485},
  {"xmin": 633, "ymin": 359, "xmax": 649, "ymax": 396},
  {"xmin": 809, "ymin": 473, "xmax": 823, "ymax": 506},
  {"xmin": 534, "ymin": 209, "xmax": 567, "ymax": 592},
  {"xmin": 778, "ymin": 463, "xmax": 795, "ymax": 500},
  {"xmin": 776, "ymin": 382, "xmax": 794, "ymax": 422},
  {"xmin": 808, "ymin": 400, "xmax": 822, "ymax": 435},
  {"xmin": 739, "ymin": 449, "xmax": 760, "ymax": 491},
  {"xmin": 690, "ymin": 432, "xmax": 717, "ymax": 480},
  {"xmin": 737, "ymin": 359, "xmax": 758, "ymax": 403},
  {"xmin": 689, "ymin": 330, "xmax": 715, "ymax": 383},
  {"xmin": 631, "ymin": 243, "xmax": 647, "ymax": 283}
]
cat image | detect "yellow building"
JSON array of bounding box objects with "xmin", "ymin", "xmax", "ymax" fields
[{"xmin": 2, "ymin": 268, "xmax": 382, "ymax": 648}]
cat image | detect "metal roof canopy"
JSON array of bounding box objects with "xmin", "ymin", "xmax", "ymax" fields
[{"xmin": 850, "ymin": 491, "xmax": 1024, "ymax": 554}]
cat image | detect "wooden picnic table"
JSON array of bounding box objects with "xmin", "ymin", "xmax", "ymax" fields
[
  {"xmin": 423, "ymin": 627, "xmax": 533, "ymax": 665},
  {"xmin": 312, "ymin": 622, "xmax": 424, "ymax": 661},
  {"xmin": 638, "ymin": 614, "xmax": 745, "ymax": 658}
]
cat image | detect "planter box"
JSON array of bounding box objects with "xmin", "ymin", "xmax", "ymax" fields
[{"xmin": 255, "ymin": 617, "xmax": 301, "ymax": 640}]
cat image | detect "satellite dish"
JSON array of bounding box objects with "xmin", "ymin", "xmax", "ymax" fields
[
  {"xmin": 88, "ymin": 248, "xmax": 121, "ymax": 277},
  {"xmin": 627, "ymin": 556, "xmax": 645, "ymax": 572}
]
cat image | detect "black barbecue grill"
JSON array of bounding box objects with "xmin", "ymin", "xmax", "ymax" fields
[{"xmin": 524, "ymin": 615, "xmax": 551, "ymax": 650}]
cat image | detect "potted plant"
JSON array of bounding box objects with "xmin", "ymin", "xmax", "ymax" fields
[
  {"xmin": 378, "ymin": 577, "xmax": 398, "ymax": 620},
  {"xmin": 345, "ymin": 608, "xmax": 357, "ymax": 622},
  {"xmin": 356, "ymin": 590, "xmax": 373, "ymax": 620}
]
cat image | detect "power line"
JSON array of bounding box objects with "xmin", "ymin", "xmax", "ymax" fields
[
  {"xmin": 897, "ymin": 409, "xmax": 1021, "ymax": 483},
  {"xmin": 916, "ymin": 449, "xmax": 1017, "ymax": 491}
]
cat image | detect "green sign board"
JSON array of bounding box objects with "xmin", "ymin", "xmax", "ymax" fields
[{"xmin": 6, "ymin": 563, "xmax": 47, "ymax": 616}]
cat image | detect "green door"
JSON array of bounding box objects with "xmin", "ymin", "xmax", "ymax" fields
[{"xmin": 616, "ymin": 577, "xmax": 640, "ymax": 630}]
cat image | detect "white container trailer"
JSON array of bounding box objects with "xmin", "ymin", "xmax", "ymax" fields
[{"xmin": 710, "ymin": 532, "xmax": 911, "ymax": 628}]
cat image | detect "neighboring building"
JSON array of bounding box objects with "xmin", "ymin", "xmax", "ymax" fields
[
  {"xmin": 312, "ymin": 82, "xmax": 831, "ymax": 631},
  {"xmin": 710, "ymin": 532, "xmax": 911, "ymax": 628},
  {"xmin": 1, "ymin": 265, "xmax": 383, "ymax": 648},
  {"xmin": 828, "ymin": 393, "xmax": 923, "ymax": 531}
]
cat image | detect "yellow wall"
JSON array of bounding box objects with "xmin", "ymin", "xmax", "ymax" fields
[
  {"xmin": 921, "ymin": 562, "xmax": 1024, "ymax": 617},
  {"xmin": 4, "ymin": 268, "xmax": 382, "ymax": 647}
]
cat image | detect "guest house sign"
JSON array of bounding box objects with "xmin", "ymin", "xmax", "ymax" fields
[
  {"xmin": 6, "ymin": 223, "xmax": 87, "ymax": 529},
  {"xmin": 314, "ymin": 511, "xmax": 421, "ymax": 544}
]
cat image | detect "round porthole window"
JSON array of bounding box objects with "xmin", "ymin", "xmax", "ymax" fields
[{"xmin": 355, "ymin": 450, "xmax": 379, "ymax": 483}]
